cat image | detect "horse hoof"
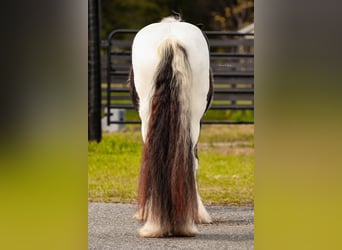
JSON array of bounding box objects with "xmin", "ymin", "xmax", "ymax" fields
[
  {"xmin": 198, "ymin": 214, "xmax": 212, "ymax": 224},
  {"xmin": 173, "ymin": 224, "xmax": 199, "ymax": 237},
  {"xmin": 138, "ymin": 223, "xmax": 167, "ymax": 238},
  {"xmin": 197, "ymin": 209, "xmax": 212, "ymax": 224},
  {"xmin": 197, "ymin": 200, "xmax": 212, "ymax": 223}
]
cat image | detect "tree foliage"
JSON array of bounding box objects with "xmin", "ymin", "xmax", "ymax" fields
[
  {"xmin": 211, "ymin": 0, "xmax": 254, "ymax": 31},
  {"xmin": 100, "ymin": 0, "xmax": 254, "ymax": 38}
]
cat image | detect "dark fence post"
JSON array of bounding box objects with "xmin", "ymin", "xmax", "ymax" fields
[{"xmin": 88, "ymin": 0, "xmax": 102, "ymax": 142}]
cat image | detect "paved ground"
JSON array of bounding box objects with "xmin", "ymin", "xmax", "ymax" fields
[{"xmin": 89, "ymin": 203, "xmax": 254, "ymax": 250}]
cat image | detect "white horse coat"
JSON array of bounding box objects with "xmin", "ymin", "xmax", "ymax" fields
[{"xmin": 130, "ymin": 16, "xmax": 213, "ymax": 238}]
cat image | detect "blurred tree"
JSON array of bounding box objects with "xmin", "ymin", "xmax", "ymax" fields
[
  {"xmin": 211, "ymin": 0, "xmax": 254, "ymax": 31},
  {"xmin": 100, "ymin": 0, "xmax": 254, "ymax": 38},
  {"xmin": 100, "ymin": 0, "xmax": 168, "ymax": 38}
]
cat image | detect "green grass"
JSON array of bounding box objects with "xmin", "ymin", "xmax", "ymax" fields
[
  {"xmin": 88, "ymin": 131, "xmax": 141, "ymax": 203},
  {"xmin": 88, "ymin": 125, "xmax": 254, "ymax": 205},
  {"xmin": 113, "ymin": 109, "xmax": 254, "ymax": 123}
]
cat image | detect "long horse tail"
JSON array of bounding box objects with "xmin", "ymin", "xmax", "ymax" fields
[{"xmin": 138, "ymin": 38, "xmax": 198, "ymax": 236}]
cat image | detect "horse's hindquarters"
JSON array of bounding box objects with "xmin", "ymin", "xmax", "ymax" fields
[
  {"xmin": 132, "ymin": 21, "xmax": 210, "ymax": 142},
  {"xmin": 131, "ymin": 18, "xmax": 211, "ymax": 237}
]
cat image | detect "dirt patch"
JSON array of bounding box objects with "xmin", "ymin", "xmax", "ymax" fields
[{"xmin": 198, "ymin": 142, "xmax": 254, "ymax": 155}]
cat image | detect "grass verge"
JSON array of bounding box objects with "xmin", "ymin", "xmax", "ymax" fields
[{"xmin": 88, "ymin": 125, "xmax": 254, "ymax": 205}]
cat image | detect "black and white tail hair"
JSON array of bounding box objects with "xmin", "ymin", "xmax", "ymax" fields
[{"xmin": 129, "ymin": 16, "xmax": 214, "ymax": 238}]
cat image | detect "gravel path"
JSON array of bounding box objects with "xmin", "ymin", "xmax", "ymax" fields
[{"xmin": 88, "ymin": 203, "xmax": 254, "ymax": 250}]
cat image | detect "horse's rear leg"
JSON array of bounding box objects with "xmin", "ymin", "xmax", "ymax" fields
[
  {"xmin": 138, "ymin": 203, "xmax": 169, "ymax": 238},
  {"xmin": 139, "ymin": 221, "xmax": 198, "ymax": 237},
  {"xmin": 194, "ymin": 155, "xmax": 212, "ymax": 224},
  {"xmin": 172, "ymin": 222, "xmax": 198, "ymax": 237},
  {"xmin": 138, "ymin": 204, "xmax": 199, "ymax": 237},
  {"xmin": 196, "ymin": 192, "xmax": 212, "ymax": 223},
  {"xmin": 133, "ymin": 209, "xmax": 144, "ymax": 221},
  {"xmin": 139, "ymin": 220, "xmax": 166, "ymax": 238}
]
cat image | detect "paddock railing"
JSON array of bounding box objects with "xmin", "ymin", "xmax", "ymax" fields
[{"xmin": 101, "ymin": 29, "xmax": 254, "ymax": 125}]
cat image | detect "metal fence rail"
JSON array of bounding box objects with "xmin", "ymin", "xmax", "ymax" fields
[{"xmin": 102, "ymin": 29, "xmax": 254, "ymax": 125}]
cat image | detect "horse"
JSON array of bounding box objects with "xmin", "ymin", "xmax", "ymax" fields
[{"xmin": 129, "ymin": 15, "xmax": 214, "ymax": 238}]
